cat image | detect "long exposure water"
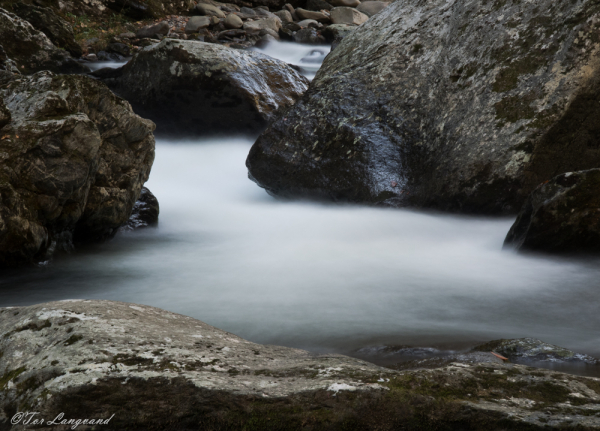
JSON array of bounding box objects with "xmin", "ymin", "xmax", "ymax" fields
[{"xmin": 2, "ymin": 138, "xmax": 600, "ymax": 373}]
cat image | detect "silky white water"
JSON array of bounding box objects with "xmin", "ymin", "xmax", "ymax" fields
[{"xmin": 2, "ymin": 138, "xmax": 600, "ymax": 367}]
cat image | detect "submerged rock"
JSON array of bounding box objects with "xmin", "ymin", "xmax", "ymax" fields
[
  {"xmin": 2, "ymin": 300, "xmax": 600, "ymax": 430},
  {"xmin": 12, "ymin": 2, "xmax": 82, "ymax": 58},
  {"xmin": 504, "ymin": 169, "xmax": 600, "ymax": 254},
  {"xmin": 0, "ymin": 8, "xmax": 85, "ymax": 74},
  {"xmin": 111, "ymin": 39, "xmax": 309, "ymax": 135},
  {"xmin": 474, "ymin": 338, "xmax": 600, "ymax": 365},
  {"xmin": 247, "ymin": 0, "xmax": 600, "ymax": 214},
  {"xmin": 0, "ymin": 72, "xmax": 155, "ymax": 267}
]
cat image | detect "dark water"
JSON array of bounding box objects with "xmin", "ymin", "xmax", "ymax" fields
[{"xmin": 1, "ymin": 139, "xmax": 599, "ymax": 376}]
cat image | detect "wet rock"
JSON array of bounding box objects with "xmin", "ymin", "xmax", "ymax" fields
[
  {"xmin": 2, "ymin": 300, "xmax": 600, "ymax": 430},
  {"xmin": 307, "ymin": 0, "xmax": 334, "ymax": 11},
  {"xmin": 294, "ymin": 27, "xmax": 325, "ymax": 44},
  {"xmin": 296, "ymin": 8, "xmax": 330, "ymax": 22},
  {"xmin": 223, "ymin": 14, "xmax": 243, "ymax": 29},
  {"xmin": 330, "ymin": 0, "xmax": 360, "ymax": 6},
  {"xmin": 274, "ymin": 9, "xmax": 293, "ymax": 23},
  {"xmin": 297, "ymin": 18, "xmax": 321, "ymax": 28},
  {"xmin": 474, "ymin": 338, "xmax": 600, "ymax": 365},
  {"xmin": 322, "ymin": 22, "xmax": 355, "ymax": 42},
  {"xmin": 124, "ymin": 187, "xmax": 159, "ymax": 229},
  {"xmin": 246, "ymin": 0, "xmax": 600, "ymax": 213},
  {"xmin": 135, "ymin": 21, "xmax": 170, "ymax": 38},
  {"xmin": 185, "ymin": 15, "xmax": 211, "ymax": 33},
  {"xmin": 107, "ymin": 42, "xmax": 130, "ymax": 56},
  {"xmin": 330, "ymin": 7, "xmax": 368, "ymax": 24},
  {"xmin": 356, "ymin": 0, "xmax": 388, "ymax": 17},
  {"xmin": 12, "ymin": 2, "xmax": 82, "ymax": 58},
  {"xmin": 194, "ymin": 3, "xmax": 226, "ymax": 18},
  {"xmin": 240, "ymin": 6, "xmax": 256, "ymax": 15},
  {"xmin": 111, "ymin": 39, "xmax": 308, "ymax": 135},
  {"xmin": 0, "ymin": 72, "xmax": 155, "ymax": 267},
  {"xmin": 0, "ymin": 8, "xmax": 86, "ymax": 74},
  {"xmin": 243, "ymin": 17, "xmax": 282, "ymax": 32},
  {"xmin": 504, "ymin": 169, "xmax": 600, "ymax": 254}
]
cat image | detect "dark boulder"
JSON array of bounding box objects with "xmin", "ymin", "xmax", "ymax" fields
[
  {"xmin": 107, "ymin": 42, "xmax": 130, "ymax": 56},
  {"xmin": 110, "ymin": 39, "xmax": 309, "ymax": 135},
  {"xmin": 12, "ymin": 2, "xmax": 83, "ymax": 58},
  {"xmin": 0, "ymin": 71, "xmax": 155, "ymax": 267},
  {"xmin": 247, "ymin": 0, "xmax": 600, "ymax": 214},
  {"xmin": 0, "ymin": 7, "xmax": 86, "ymax": 74},
  {"xmin": 504, "ymin": 169, "xmax": 600, "ymax": 254},
  {"xmin": 124, "ymin": 187, "xmax": 160, "ymax": 229}
]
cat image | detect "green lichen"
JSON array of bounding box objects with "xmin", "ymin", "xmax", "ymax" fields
[{"xmin": 0, "ymin": 366, "xmax": 26, "ymax": 390}]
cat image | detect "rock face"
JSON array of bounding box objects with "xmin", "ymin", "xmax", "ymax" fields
[
  {"xmin": 111, "ymin": 39, "xmax": 309, "ymax": 135},
  {"xmin": 2, "ymin": 300, "xmax": 600, "ymax": 430},
  {"xmin": 12, "ymin": 2, "xmax": 83, "ymax": 58},
  {"xmin": 247, "ymin": 0, "xmax": 600, "ymax": 214},
  {"xmin": 0, "ymin": 8, "xmax": 85, "ymax": 74},
  {"xmin": 0, "ymin": 72, "xmax": 155, "ymax": 267},
  {"xmin": 504, "ymin": 169, "xmax": 600, "ymax": 254}
]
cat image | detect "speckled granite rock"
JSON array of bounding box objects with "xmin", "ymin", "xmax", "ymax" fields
[
  {"xmin": 110, "ymin": 39, "xmax": 309, "ymax": 135},
  {"xmin": 247, "ymin": 0, "xmax": 600, "ymax": 214},
  {"xmin": 504, "ymin": 169, "xmax": 600, "ymax": 254},
  {"xmin": 0, "ymin": 72, "xmax": 155, "ymax": 267},
  {"xmin": 1, "ymin": 300, "xmax": 600, "ymax": 430}
]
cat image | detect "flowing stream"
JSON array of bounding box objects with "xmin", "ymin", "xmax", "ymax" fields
[{"xmin": 2, "ymin": 43, "xmax": 600, "ymax": 375}]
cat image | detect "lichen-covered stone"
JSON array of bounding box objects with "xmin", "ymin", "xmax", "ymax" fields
[
  {"xmin": 1, "ymin": 300, "xmax": 600, "ymax": 430},
  {"xmin": 0, "ymin": 8, "xmax": 85, "ymax": 74},
  {"xmin": 504, "ymin": 169, "xmax": 600, "ymax": 254},
  {"xmin": 247, "ymin": 0, "xmax": 600, "ymax": 214},
  {"xmin": 12, "ymin": 2, "xmax": 82, "ymax": 58},
  {"xmin": 111, "ymin": 39, "xmax": 309, "ymax": 135},
  {"xmin": 0, "ymin": 71, "xmax": 155, "ymax": 267}
]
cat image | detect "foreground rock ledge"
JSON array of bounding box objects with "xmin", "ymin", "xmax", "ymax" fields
[{"xmin": 1, "ymin": 301, "xmax": 600, "ymax": 430}]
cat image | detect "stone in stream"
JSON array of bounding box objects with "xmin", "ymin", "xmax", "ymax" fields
[
  {"xmin": 243, "ymin": 17, "xmax": 282, "ymax": 32},
  {"xmin": 295, "ymin": 8, "xmax": 331, "ymax": 23},
  {"xmin": 185, "ymin": 15, "xmax": 211, "ymax": 33},
  {"xmin": 0, "ymin": 8, "xmax": 86, "ymax": 74},
  {"xmin": 330, "ymin": 7, "xmax": 368, "ymax": 25},
  {"xmin": 135, "ymin": 21, "xmax": 170, "ymax": 38},
  {"xmin": 247, "ymin": 0, "xmax": 600, "ymax": 214},
  {"xmin": 123, "ymin": 187, "xmax": 160, "ymax": 229},
  {"xmin": 274, "ymin": 9, "xmax": 293, "ymax": 23},
  {"xmin": 322, "ymin": 23, "xmax": 356, "ymax": 47},
  {"xmin": 307, "ymin": 0, "xmax": 334, "ymax": 11},
  {"xmin": 0, "ymin": 72, "xmax": 155, "ymax": 267},
  {"xmin": 356, "ymin": 0, "xmax": 388, "ymax": 17},
  {"xmin": 109, "ymin": 39, "xmax": 308, "ymax": 135},
  {"xmin": 297, "ymin": 19, "xmax": 320, "ymax": 28},
  {"xmin": 12, "ymin": 2, "xmax": 82, "ymax": 58},
  {"xmin": 194, "ymin": 3, "xmax": 226, "ymax": 18},
  {"xmin": 2, "ymin": 300, "xmax": 600, "ymax": 430},
  {"xmin": 504, "ymin": 169, "xmax": 600, "ymax": 254},
  {"xmin": 294, "ymin": 27, "xmax": 326, "ymax": 44},
  {"xmin": 223, "ymin": 14, "xmax": 243, "ymax": 29}
]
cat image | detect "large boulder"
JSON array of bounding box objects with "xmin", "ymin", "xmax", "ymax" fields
[
  {"xmin": 12, "ymin": 2, "xmax": 83, "ymax": 58},
  {"xmin": 110, "ymin": 39, "xmax": 309, "ymax": 135},
  {"xmin": 247, "ymin": 0, "xmax": 600, "ymax": 214},
  {"xmin": 0, "ymin": 72, "xmax": 155, "ymax": 267},
  {"xmin": 2, "ymin": 300, "xmax": 600, "ymax": 430},
  {"xmin": 504, "ymin": 169, "xmax": 600, "ymax": 254},
  {"xmin": 0, "ymin": 8, "xmax": 85, "ymax": 75}
]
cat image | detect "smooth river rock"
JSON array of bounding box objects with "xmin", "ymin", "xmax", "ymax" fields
[
  {"xmin": 135, "ymin": 21, "xmax": 170, "ymax": 38},
  {"xmin": 356, "ymin": 1, "xmax": 388, "ymax": 17},
  {"xmin": 504, "ymin": 169, "xmax": 600, "ymax": 254},
  {"xmin": 2, "ymin": 300, "xmax": 600, "ymax": 430},
  {"xmin": 330, "ymin": 7, "xmax": 368, "ymax": 24},
  {"xmin": 247, "ymin": 0, "xmax": 600, "ymax": 214},
  {"xmin": 0, "ymin": 72, "xmax": 155, "ymax": 267},
  {"xmin": 111, "ymin": 39, "xmax": 309, "ymax": 135}
]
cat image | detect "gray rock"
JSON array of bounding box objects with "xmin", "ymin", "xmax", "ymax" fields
[
  {"xmin": 246, "ymin": 0, "xmax": 600, "ymax": 214},
  {"xmin": 297, "ymin": 18, "xmax": 320, "ymax": 28},
  {"xmin": 322, "ymin": 23, "xmax": 355, "ymax": 44},
  {"xmin": 123, "ymin": 187, "xmax": 159, "ymax": 229},
  {"xmin": 504, "ymin": 169, "xmax": 600, "ymax": 254},
  {"xmin": 243, "ymin": 17, "xmax": 282, "ymax": 32},
  {"xmin": 240, "ymin": 6, "xmax": 256, "ymax": 15},
  {"xmin": 185, "ymin": 15, "xmax": 211, "ymax": 33},
  {"xmin": 296, "ymin": 8, "xmax": 331, "ymax": 22},
  {"xmin": 274, "ymin": 9, "xmax": 293, "ymax": 23},
  {"xmin": 0, "ymin": 8, "xmax": 86, "ymax": 74},
  {"xmin": 12, "ymin": 2, "xmax": 82, "ymax": 58},
  {"xmin": 119, "ymin": 31, "xmax": 136, "ymax": 39},
  {"xmin": 259, "ymin": 28, "xmax": 280, "ymax": 39},
  {"xmin": 107, "ymin": 42, "xmax": 130, "ymax": 56},
  {"xmin": 330, "ymin": 7, "xmax": 368, "ymax": 24},
  {"xmin": 330, "ymin": 0, "xmax": 360, "ymax": 6},
  {"xmin": 2, "ymin": 300, "xmax": 600, "ymax": 430},
  {"xmin": 223, "ymin": 13, "xmax": 243, "ymax": 29},
  {"xmin": 194, "ymin": 3, "xmax": 226, "ymax": 18},
  {"xmin": 110, "ymin": 39, "xmax": 308, "ymax": 135},
  {"xmin": 473, "ymin": 338, "xmax": 600, "ymax": 365},
  {"xmin": 307, "ymin": 0, "xmax": 333, "ymax": 11},
  {"xmin": 0, "ymin": 72, "xmax": 155, "ymax": 266},
  {"xmin": 136, "ymin": 21, "xmax": 170, "ymax": 38},
  {"xmin": 356, "ymin": 0, "xmax": 388, "ymax": 17},
  {"xmin": 294, "ymin": 27, "xmax": 325, "ymax": 44}
]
